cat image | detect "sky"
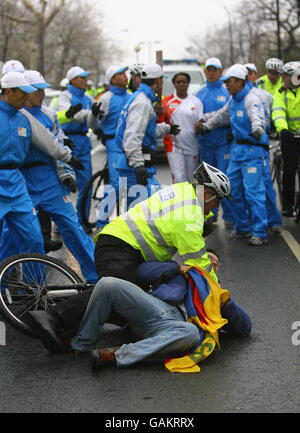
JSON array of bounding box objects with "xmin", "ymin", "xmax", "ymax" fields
[{"xmin": 96, "ymin": 0, "xmax": 242, "ymax": 65}]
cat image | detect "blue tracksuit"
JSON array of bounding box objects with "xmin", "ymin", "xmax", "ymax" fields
[
  {"xmin": 250, "ymin": 85, "xmax": 282, "ymax": 228},
  {"xmin": 114, "ymin": 84, "xmax": 169, "ymax": 210},
  {"xmin": 96, "ymin": 85, "xmax": 131, "ymax": 227},
  {"xmin": 59, "ymin": 84, "xmax": 93, "ymax": 224},
  {"xmin": 0, "ymin": 99, "xmax": 45, "ymax": 263},
  {"xmin": 206, "ymin": 81, "xmax": 269, "ymax": 238},
  {"xmin": 196, "ymin": 80, "xmax": 232, "ymax": 222},
  {"xmin": 0, "ymin": 104, "xmax": 98, "ymax": 283}
]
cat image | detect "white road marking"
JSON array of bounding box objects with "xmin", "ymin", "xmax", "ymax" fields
[{"xmin": 281, "ymin": 230, "xmax": 300, "ymax": 263}]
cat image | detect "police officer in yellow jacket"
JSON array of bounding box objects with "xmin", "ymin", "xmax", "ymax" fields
[
  {"xmin": 94, "ymin": 162, "xmax": 232, "ymax": 284},
  {"xmin": 257, "ymin": 58, "xmax": 283, "ymax": 96},
  {"xmin": 272, "ymin": 62, "xmax": 300, "ymax": 216},
  {"xmin": 24, "ymin": 163, "xmax": 232, "ymax": 352}
]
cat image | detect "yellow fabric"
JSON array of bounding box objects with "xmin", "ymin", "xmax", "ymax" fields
[
  {"xmin": 164, "ymin": 266, "xmax": 230, "ymax": 373},
  {"xmin": 165, "ymin": 334, "xmax": 216, "ymax": 373},
  {"xmin": 186, "ymin": 266, "xmax": 230, "ymax": 347},
  {"xmin": 257, "ymin": 74, "xmax": 283, "ymax": 96},
  {"xmin": 97, "ymin": 183, "xmax": 218, "ymax": 281}
]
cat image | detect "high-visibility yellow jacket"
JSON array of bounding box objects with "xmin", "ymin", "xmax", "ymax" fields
[
  {"xmin": 257, "ymin": 74, "xmax": 283, "ymax": 96},
  {"xmin": 95, "ymin": 182, "xmax": 218, "ymax": 282},
  {"xmin": 272, "ymin": 86, "xmax": 300, "ymax": 134}
]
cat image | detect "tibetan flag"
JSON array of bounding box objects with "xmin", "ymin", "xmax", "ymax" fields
[{"xmin": 164, "ymin": 266, "xmax": 230, "ymax": 373}]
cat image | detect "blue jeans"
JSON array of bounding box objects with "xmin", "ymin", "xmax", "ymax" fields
[{"xmin": 71, "ymin": 277, "xmax": 199, "ymax": 368}]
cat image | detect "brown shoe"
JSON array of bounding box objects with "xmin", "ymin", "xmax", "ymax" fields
[{"xmin": 90, "ymin": 347, "xmax": 119, "ymax": 372}]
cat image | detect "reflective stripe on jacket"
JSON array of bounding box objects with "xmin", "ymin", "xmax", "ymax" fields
[{"xmin": 97, "ymin": 182, "xmax": 218, "ymax": 282}]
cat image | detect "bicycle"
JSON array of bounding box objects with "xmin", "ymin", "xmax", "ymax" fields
[
  {"xmin": 270, "ymin": 138, "xmax": 300, "ymax": 222},
  {"xmin": 80, "ymin": 163, "xmax": 110, "ymax": 229},
  {"xmin": 0, "ymin": 253, "xmax": 93, "ymax": 337},
  {"xmin": 81, "ymin": 161, "xmax": 126, "ymax": 229},
  {"xmin": 270, "ymin": 139, "xmax": 283, "ymax": 207}
]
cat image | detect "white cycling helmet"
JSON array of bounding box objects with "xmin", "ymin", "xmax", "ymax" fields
[
  {"xmin": 193, "ymin": 162, "xmax": 233, "ymax": 200},
  {"xmin": 265, "ymin": 58, "xmax": 283, "ymax": 72},
  {"xmin": 291, "ymin": 65, "xmax": 300, "ymax": 87},
  {"xmin": 130, "ymin": 63, "xmax": 144, "ymax": 75},
  {"xmin": 282, "ymin": 61, "xmax": 300, "ymax": 76}
]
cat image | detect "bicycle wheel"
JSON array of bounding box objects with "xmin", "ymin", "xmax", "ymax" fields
[
  {"xmin": 81, "ymin": 167, "xmax": 109, "ymax": 229},
  {"xmin": 0, "ymin": 253, "xmax": 84, "ymax": 337}
]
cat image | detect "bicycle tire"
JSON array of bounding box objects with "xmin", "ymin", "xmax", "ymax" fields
[
  {"xmin": 81, "ymin": 167, "xmax": 109, "ymax": 229},
  {"xmin": 0, "ymin": 253, "xmax": 83, "ymax": 337},
  {"xmin": 273, "ymin": 154, "xmax": 284, "ymax": 207}
]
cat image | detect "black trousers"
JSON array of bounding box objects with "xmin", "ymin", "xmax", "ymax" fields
[
  {"xmin": 281, "ymin": 137, "xmax": 300, "ymax": 210},
  {"xmin": 52, "ymin": 235, "xmax": 145, "ymax": 336},
  {"xmin": 37, "ymin": 207, "xmax": 52, "ymax": 241}
]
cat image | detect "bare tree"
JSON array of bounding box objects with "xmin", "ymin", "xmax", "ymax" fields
[
  {"xmin": 0, "ymin": 0, "xmax": 124, "ymax": 84},
  {"xmin": 20, "ymin": 0, "xmax": 66, "ymax": 74},
  {"xmin": 0, "ymin": 0, "xmax": 31, "ymax": 62},
  {"xmin": 45, "ymin": 0, "xmax": 123, "ymax": 85},
  {"xmin": 186, "ymin": 0, "xmax": 300, "ymax": 72}
]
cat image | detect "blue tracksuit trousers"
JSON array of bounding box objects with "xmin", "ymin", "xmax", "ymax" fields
[{"xmin": 227, "ymin": 158, "xmax": 268, "ymax": 238}]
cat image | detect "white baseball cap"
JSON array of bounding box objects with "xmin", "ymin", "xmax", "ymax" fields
[
  {"xmin": 24, "ymin": 70, "xmax": 52, "ymax": 89},
  {"xmin": 141, "ymin": 64, "xmax": 166, "ymax": 79},
  {"xmin": 105, "ymin": 65, "xmax": 128, "ymax": 84},
  {"xmin": 1, "ymin": 71, "xmax": 36, "ymax": 93},
  {"xmin": 244, "ymin": 63, "xmax": 257, "ymax": 73},
  {"xmin": 221, "ymin": 64, "xmax": 248, "ymax": 81},
  {"xmin": 205, "ymin": 57, "xmax": 222, "ymax": 69},
  {"xmin": 2, "ymin": 60, "xmax": 25, "ymax": 75},
  {"xmin": 60, "ymin": 78, "xmax": 69, "ymax": 87},
  {"xmin": 66, "ymin": 66, "xmax": 90, "ymax": 82}
]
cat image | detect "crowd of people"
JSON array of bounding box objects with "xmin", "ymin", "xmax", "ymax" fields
[{"xmin": 0, "ymin": 54, "xmax": 299, "ymax": 371}]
